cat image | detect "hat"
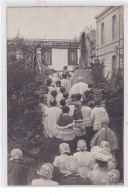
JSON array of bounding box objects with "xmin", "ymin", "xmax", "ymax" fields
[
  {"xmin": 10, "ymin": 149, "xmax": 23, "ymax": 160},
  {"xmin": 100, "ymin": 141, "xmax": 111, "ymax": 152},
  {"xmin": 37, "ymin": 163, "xmax": 53, "ymax": 179},
  {"xmin": 59, "ymin": 143, "xmax": 70, "ymax": 154},
  {"xmin": 77, "ymin": 140, "xmax": 87, "ymax": 151},
  {"xmin": 90, "ymin": 146, "xmax": 102, "ymax": 156},
  {"xmin": 94, "ymin": 152, "xmax": 110, "ymax": 162},
  {"xmin": 101, "ymin": 117, "xmax": 109, "ymax": 124},
  {"xmin": 108, "ymin": 170, "xmax": 120, "ymax": 185}
]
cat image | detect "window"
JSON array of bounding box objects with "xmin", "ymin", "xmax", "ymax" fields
[
  {"xmin": 112, "ymin": 15, "xmax": 116, "ymax": 41},
  {"xmin": 43, "ymin": 49, "xmax": 52, "ymax": 65},
  {"xmin": 68, "ymin": 49, "xmax": 77, "ymax": 65},
  {"xmin": 101, "ymin": 22, "xmax": 105, "ymax": 45},
  {"xmin": 112, "ymin": 55, "xmax": 117, "ymax": 73}
]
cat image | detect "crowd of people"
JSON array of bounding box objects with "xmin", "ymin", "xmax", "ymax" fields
[{"xmin": 8, "ymin": 66, "xmax": 120, "ymax": 186}]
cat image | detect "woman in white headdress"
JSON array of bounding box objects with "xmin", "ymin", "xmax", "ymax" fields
[
  {"xmin": 8, "ymin": 149, "xmax": 28, "ymax": 185},
  {"xmin": 73, "ymin": 140, "xmax": 94, "ymax": 179},
  {"xmin": 53, "ymin": 143, "xmax": 73, "ymax": 174},
  {"xmin": 31, "ymin": 163, "xmax": 58, "ymax": 186}
]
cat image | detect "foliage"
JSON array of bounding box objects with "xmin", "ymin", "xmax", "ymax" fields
[
  {"xmin": 90, "ymin": 62, "xmax": 123, "ymax": 120},
  {"xmin": 101, "ymin": 69, "xmax": 123, "ymax": 119},
  {"xmin": 7, "ymin": 52, "xmax": 46, "ymax": 147},
  {"xmin": 7, "ymin": 39, "xmax": 56, "ymax": 173}
]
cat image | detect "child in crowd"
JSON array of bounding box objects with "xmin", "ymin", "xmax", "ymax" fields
[
  {"xmin": 60, "ymin": 160, "xmax": 92, "ymax": 185},
  {"xmin": 63, "ymin": 66, "xmax": 71, "ymax": 78},
  {"xmin": 67, "ymin": 98, "xmax": 75, "ymax": 117},
  {"xmin": 8, "ymin": 149, "xmax": 28, "ymax": 185},
  {"xmin": 31, "ymin": 163, "xmax": 58, "ymax": 186},
  {"xmin": 51, "ymin": 70, "xmax": 60, "ymax": 87},
  {"xmin": 88, "ymin": 99, "xmax": 95, "ymax": 109},
  {"xmin": 88, "ymin": 84, "xmax": 94, "ymax": 91},
  {"xmin": 59, "ymin": 99, "xmax": 66, "ymax": 109},
  {"xmin": 75, "ymin": 93, "xmax": 82, "ymax": 102},
  {"xmin": 43, "ymin": 99, "xmax": 62, "ymax": 138},
  {"xmin": 84, "ymin": 90, "xmax": 91, "ymax": 99},
  {"xmin": 71, "ymin": 94, "xmax": 76, "ymax": 103},
  {"xmin": 56, "ymin": 106, "xmax": 75, "ymax": 142},
  {"xmin": 55, "ymin": 80, "xmax": 61, "ymax": 94},
  {"xmin": 73, "ymin": 140, "xmax": 94, "ymax": 179},
  {"xmin": 73, "ymin": 94, "xmax": 85, "ymax": 137},
  {"xmin": 81, "ymin": 98, "xmax": 93, "ymax": 148},
  {"xmin": 46, "ymin": 78, "xmax": 54, "ymax": 107},
  {"xmin": 51, "ymin": 90, "xmax": 58, "ymax": 100},
  {"xmin": 47, "ymin": 78, "xmax": 54, "ymax": 94},
  {"xmin": 90, "ymin": 99, "xmax": 109, "ymax": 135},
  {"xmin": 61, "ymin": 72, "xmax": 71, "ymax": 93},
  {"xmin": 63, "ymin": 92, "xmax": 69, "ymax": 105},
  {"xmin": 90, "ymin": 118, "xmax": 118, "ymax": 157},
  {"xmin": 53, "ymin": 143, "xmax": 73, "ymax": 174},
  {"xmin": 56, "ymin": 87, "xmax": 65, "ymax": 107}
]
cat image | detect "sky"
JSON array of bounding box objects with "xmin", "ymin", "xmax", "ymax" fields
[{"xmin": 7, "ymin": 6, "xmax": 107, "ymax": 39}]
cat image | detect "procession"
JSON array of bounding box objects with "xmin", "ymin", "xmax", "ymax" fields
[{"xmin": 7, "ymin": 6, "xmax": 123, "ymax": 186}]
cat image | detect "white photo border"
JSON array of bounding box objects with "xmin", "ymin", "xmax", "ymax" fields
[{"xmin": 1, "ymin": 0, "xmax": 128, "ymax": 189}]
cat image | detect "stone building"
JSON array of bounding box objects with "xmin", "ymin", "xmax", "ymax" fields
[{"xmin": 95, "ymin": 6, "xmax": 123, "ymax": 77}]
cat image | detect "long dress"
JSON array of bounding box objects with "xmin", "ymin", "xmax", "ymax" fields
[
  {"xmin": 61, "ymin": 78, "xmax": 71, "ymax": 93},
  {"xmin": 43, "ymin": 106, "xmax": 62, "ymax": 138}
]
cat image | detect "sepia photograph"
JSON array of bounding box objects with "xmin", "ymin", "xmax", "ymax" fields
[{"xmin": 6, "ymin": 6, "xmax": 124, "ymax": 186}]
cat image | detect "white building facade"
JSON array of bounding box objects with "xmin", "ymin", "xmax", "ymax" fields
[
  {"xmin": 95, "ymin": 6, "xmax": 123, "ymax": 77},
  {"xmin": 7, "ymin": 38, "xmax": 80, "ymax": 71}
]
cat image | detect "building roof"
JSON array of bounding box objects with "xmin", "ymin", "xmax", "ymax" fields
[
  {"xmin": 95, "ymin": 6, "xmax": 117, "ymax": 20},
  {"xmin": 7, "ymin": 38, "xmax": 80, "ymax": 49}
]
